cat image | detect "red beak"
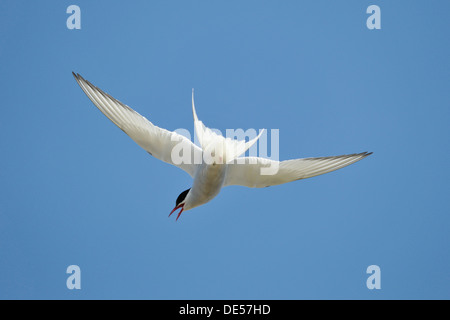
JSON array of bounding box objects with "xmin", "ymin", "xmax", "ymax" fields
[{"xmin": 169, "ymin": 204, "xmax": 185, "ymax": 221}]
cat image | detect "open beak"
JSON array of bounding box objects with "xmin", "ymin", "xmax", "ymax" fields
[{"xmin": 169, "ymin": 204, "xmax": 185, "ymax": 221}]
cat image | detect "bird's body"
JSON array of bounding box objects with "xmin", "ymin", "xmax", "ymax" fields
[
  {"xmin": 187, "ymin": 162, "xmax": 227, "ymax": 211},
  {"xmin": 73, "ymin": 72, "xmax": 372, "ymax": 220}
]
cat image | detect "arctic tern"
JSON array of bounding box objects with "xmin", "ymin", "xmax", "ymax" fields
[{"xmin": 73, "ymin": 73, "xmax": 372, "ymax": 221}]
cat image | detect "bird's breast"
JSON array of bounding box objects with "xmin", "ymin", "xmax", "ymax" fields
[{"xmin": 187, "ymin": 163, "xmax": 227, "ymax": 209}]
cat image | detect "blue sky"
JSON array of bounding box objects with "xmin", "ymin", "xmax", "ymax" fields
[{"xmin": 0, "ymin": 1, "xmax": 449, "ymax": 299}]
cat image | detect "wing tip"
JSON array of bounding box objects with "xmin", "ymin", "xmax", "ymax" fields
[
  {"xmin": 72, "ymin": 71, "xmax": 79, "ymax": 81},
  {"xmin": 192, "ymin": 90, "xmax": 199, "ymax": 122}
]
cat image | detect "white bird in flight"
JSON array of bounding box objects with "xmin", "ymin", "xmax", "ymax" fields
[{"xmin": 73, "ymin": 73, "xmax": 372, "ymax": 221}]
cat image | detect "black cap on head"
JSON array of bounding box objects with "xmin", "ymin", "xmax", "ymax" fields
[{"xmin": 176, "ymin": 188, "xmax": 190, "ymax": 207}]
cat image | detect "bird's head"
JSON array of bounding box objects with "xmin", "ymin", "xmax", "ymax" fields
[{"xmin": 169, "ymin": 188, "xmax": 191, "ymax": 221}]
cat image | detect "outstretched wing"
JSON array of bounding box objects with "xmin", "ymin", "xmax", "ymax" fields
[
  {"xmin": 224, "ymin": 152, "xmax": 372, "ymax": 188},
  {"xmin": 191, "ymin": 90, "xmax": 263, "ymax": 162},
  {"xmin": 73, "ymin": 73, "xmax": 201, "ymax": 177}
]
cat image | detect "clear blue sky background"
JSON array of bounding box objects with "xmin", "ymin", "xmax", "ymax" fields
[{"xmin": 0, "ymin": 1, "xmax": 449, "ymax": 299}]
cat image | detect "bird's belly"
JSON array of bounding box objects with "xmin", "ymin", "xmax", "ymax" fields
[{"xmin": 190, "ymin": 164, "xmax": 227, "ymax": 208}]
